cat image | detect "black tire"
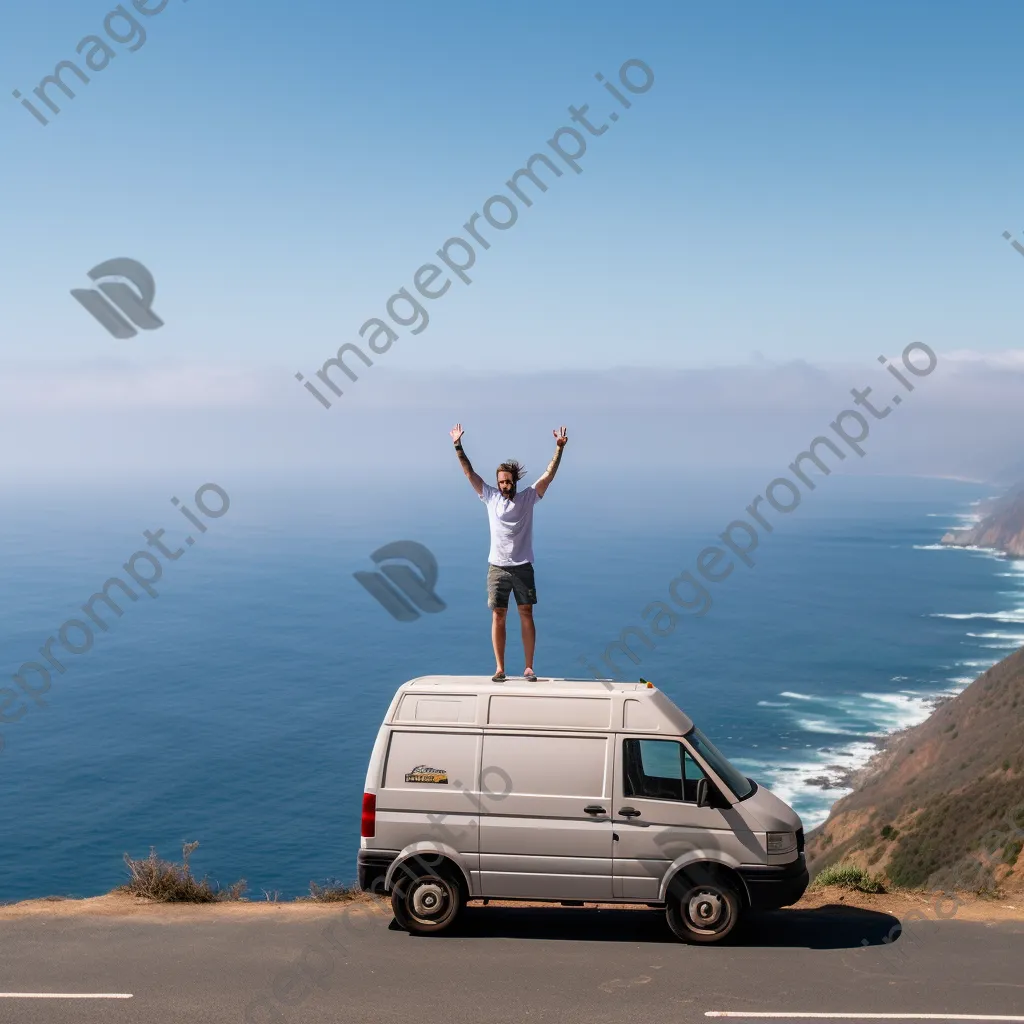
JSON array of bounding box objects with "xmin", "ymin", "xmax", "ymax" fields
[
  {"xmin": 665, "ymin": 873, "xmax": 741, "ymax": 944},
  {"xmin": 390, "ymin": 869, "xmax": 463, "ymax": 935}
]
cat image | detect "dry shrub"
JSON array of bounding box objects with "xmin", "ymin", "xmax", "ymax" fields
[
  {"xmin": 812, "ymin": 862, "xmax": 887, "ymax": 893},
  {"xmin": 118, "ymin": 841, "xmax": 246, "ymax": 902}
]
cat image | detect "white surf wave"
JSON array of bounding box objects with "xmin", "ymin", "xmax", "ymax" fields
[
  {"xmin": 931, "ymin": 610, "xmax": 1024, "ymax": 622},
  {"xmin": 796, "ymin": 717, "xmax": 877, "ymax": 738},
  {"xmin": 772, "ymin": 690, "xmax": 941, "ymax": 742},
  {"xmin": 857, "ymin": 691, "xmax": 940, "ymax": 730}
]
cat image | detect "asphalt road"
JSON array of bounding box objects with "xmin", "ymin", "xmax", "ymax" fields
[{"xmin": 1, "ymin": 901, "xmax": 1023, "ymax": 1024}]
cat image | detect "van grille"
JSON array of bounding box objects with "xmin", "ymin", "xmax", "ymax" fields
[{"xmin": 796, "ymin": 828, "xmax": 805, "ymax": 853}]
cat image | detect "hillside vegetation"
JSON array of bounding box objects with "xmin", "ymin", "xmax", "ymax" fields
[{"xmin": 807, "ymin": 645, "xmax": 1024, "ymax": 891}]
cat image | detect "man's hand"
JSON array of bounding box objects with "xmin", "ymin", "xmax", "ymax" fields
[
  {"xmin": 450, "ymin": 424, "xmax": 465, "ymax": 445},
  {"xmin": 553, "ymin": 426, "xmax": 568, "ymax": 448}
]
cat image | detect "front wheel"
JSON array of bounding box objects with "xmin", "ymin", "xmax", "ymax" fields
[
  {"xmin": 665, "ymin": 875, "xmax": 740, "ymax": 944},
  {"xmin": 391, "ymin": 871, "xmax": 462, "ymax": 935}
]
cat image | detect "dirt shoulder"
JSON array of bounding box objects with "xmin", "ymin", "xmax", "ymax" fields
[
  {"xmin": 2, "ymin": 886, "xmax": 1023, "ymax": 923},
  {"xmin": 793, "ymin": 885, "xmax": 1024, "ymax": 922},
  {"xmin": 0, "ymin": 891, "xmax": 392, "ymax": 923}
]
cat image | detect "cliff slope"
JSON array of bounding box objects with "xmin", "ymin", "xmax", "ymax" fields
[{"xmin": 806, "ymin": 644, "xmax": 1024, "ymax": 891}]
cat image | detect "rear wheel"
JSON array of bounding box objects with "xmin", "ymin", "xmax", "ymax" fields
[
  {"xmin": 390, "ymin": 869, "xmax": 463, "ymax": 935},
  {"xmin": 665, "ymin": 873, "xmax": 741, "ymax": 944}
]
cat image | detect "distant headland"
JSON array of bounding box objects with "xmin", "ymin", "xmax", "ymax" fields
[{"xmin": 941, "ymin": 482, "xmax": 1024, "ymax": 558}]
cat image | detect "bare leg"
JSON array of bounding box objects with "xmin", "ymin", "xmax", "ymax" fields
[
  {"xmin": 491, "ymin": 608, "xmax": 508, "ymax": 674},
  {"xmin": 518, "ymin": 604, "xmax": 536, "ymax": 675}
]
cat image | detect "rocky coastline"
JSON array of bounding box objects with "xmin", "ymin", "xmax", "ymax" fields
[{"xmin": 806, "ymin": 485, "xmax": 1021, "ymax": 797}]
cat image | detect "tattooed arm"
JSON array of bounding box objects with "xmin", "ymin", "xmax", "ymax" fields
[
  {"xmin": 533, "ymin": 426, "xmax": 568, "ymax": 498},
  {"xmin": 450, "ymin": 423, "xmax": 484, "ymax": 496}
]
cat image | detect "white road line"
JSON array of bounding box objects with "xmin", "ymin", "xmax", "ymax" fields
[
  {"xmin": 706, "ymin": 1015, "xmax": 1024, "ymax": 1021},
  {"xmin": 0, "ymin": 993, "xmax": 133, "ymax": 999}
]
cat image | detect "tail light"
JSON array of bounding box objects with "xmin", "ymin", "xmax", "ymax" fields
[{"xmin": 361, "ymin": 793, "xmax": 376, "ymax": 838}]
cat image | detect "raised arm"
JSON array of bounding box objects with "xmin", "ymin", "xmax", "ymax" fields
[
  {"xmin": 450, "ymin": 424, "xmax": 485, "ymax": 495},
  {"xmin": 533, "ymin": 426, "xmax": 568, "ymax": 499}
]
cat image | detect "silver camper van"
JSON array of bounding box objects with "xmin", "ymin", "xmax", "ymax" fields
[{"xmin": 357, "ymin": 676, "xmax": 808, "ymax": 943}]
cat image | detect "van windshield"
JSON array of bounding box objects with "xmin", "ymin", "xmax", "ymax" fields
[{"xmin": 687, "ymin": 726, "xmax": 755, "ymax": 800}]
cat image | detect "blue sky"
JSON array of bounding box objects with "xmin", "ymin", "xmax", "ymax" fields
[{"xmin": 2, "ymin": 0, "xmax": 1024, "ymax": 381}]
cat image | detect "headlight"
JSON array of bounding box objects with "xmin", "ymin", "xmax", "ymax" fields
[{"xmin": 766, "ymin": 831, "xmax": 797, "ymax": 854}]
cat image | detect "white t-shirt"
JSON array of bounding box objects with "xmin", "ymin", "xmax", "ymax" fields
[{"xmin": 480, "ymin": 482, "xmax": 542, "ymax": 566}]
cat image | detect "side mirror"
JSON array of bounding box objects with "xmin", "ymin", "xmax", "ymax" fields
[{"xmin": 696, "ymin": 778, "xmax": 709, "ymax": 808}]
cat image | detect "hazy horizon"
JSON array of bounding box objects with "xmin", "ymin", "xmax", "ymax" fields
[{"xmin": 1, "ymin": 350, "xmax": 1021, "ymax": 488}]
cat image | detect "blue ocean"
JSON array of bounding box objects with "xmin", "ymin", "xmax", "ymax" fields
[{"xmin": 1, "ymin": 472, "xmax": 1020, "ymax": 903}]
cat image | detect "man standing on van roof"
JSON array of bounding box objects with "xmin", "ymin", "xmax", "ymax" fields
[{"xmin": 450, "ymin": 424, "xmax": 568, "ymax": 683}]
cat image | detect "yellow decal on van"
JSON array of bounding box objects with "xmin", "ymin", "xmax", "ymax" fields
[{"xmin": 405, "ymin": 765, "xmax": 449, "ymax": 784}]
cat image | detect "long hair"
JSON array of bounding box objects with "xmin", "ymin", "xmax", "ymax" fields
[{"xmin": 496, "ymin": 460, "xmax": 527, "ymax": 482}]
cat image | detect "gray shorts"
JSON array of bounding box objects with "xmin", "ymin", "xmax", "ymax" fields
[{"xmin": 487, "ymin": 562, "xmax": 537, "ymax": 609}]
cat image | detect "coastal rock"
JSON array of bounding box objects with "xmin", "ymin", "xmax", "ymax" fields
[{"xmin": 803, "ymin": 776, "xmax": 837, "ymax": 790}]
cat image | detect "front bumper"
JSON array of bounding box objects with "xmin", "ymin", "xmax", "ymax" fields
[
  {"xmin": 738, "ymin": 854, "xmax": 809, "ymax": 911},
  {"xmin": 357, "ymin": 849, "xmax": 397, "ymax": 895}
]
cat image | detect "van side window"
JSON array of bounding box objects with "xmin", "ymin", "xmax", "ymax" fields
[{"xmin": 623, "ymin": 739, "xmax": 707, "ymax": 802}]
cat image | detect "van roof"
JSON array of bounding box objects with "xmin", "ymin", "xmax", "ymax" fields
[
  {"xmin": 403, "ymin": 675, "xmax": 654, "ymax": 696},
  {"xmin": 395, "ymin": 675, "xmax": 694, "ymax": 734}
]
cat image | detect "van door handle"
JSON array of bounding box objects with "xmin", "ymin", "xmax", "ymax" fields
[
  {"xmin": 618, "ymin": 806, "xmax": 642, "ymax": 818},
  {"xmin": 583, "ymin": 805, "xmax": 607, "ymax": 815}
]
